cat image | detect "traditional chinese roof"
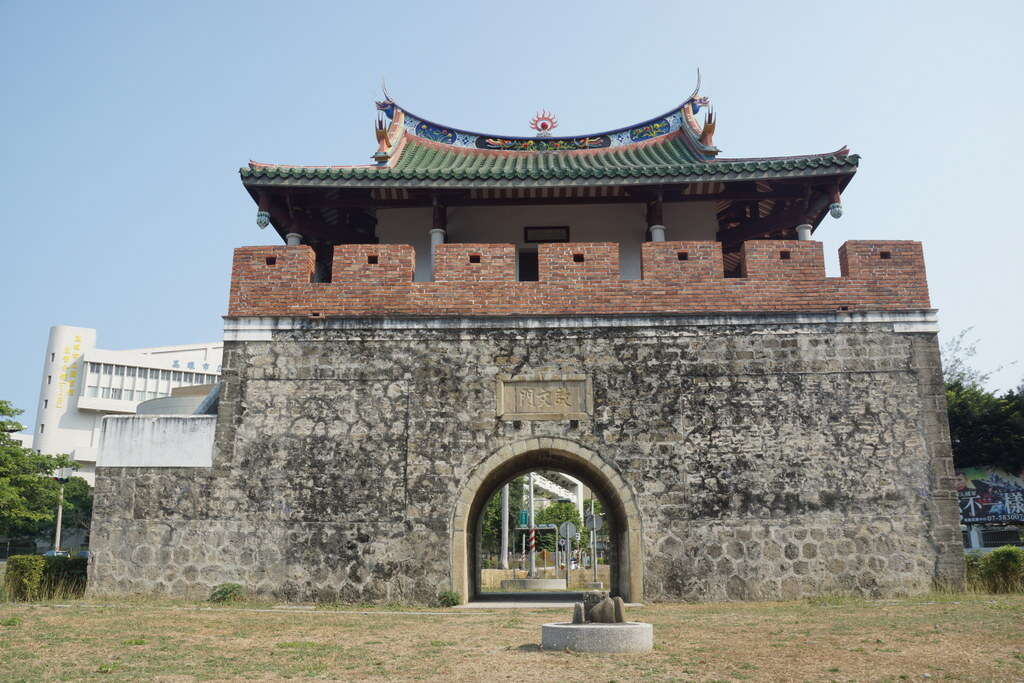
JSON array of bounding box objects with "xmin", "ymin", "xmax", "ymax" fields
[
  {"xmin": 241, "ymin": 84, "xmax": 858, "ymax": 189},
  {"xmin": 240, "ymin": 78, "xmax": 859, "ymax": 251}
]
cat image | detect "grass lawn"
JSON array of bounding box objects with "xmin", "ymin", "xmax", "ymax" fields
[{"xmin": 1, "ymin": 593, "xmax": 1022, "ymax": 681}]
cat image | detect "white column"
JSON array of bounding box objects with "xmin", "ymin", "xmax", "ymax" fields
[
  {"xmin": 285, "ymin": 232, "xmax": 303, "ymax": 246},
  {"xmin": 429, "ymin": 228, "xmax": 446, "ymax": 280},
  {"xmin": 500, "ymin": 484, "xmax": 510, "ymax": 569},
  {"xmin": 796, "ymin": 224, "xmax": 812, "ymax": 241},
  {"xmin": 649, "ymin": 225, "xmax": 666, "ymax": 242}
]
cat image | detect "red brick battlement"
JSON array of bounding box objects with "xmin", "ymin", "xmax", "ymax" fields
[{"xmin": 227, "ymin": 240, "xmax": 929, "ymax": 318}]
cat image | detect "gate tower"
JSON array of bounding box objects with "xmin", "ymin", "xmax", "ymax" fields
[{"xmin": 89, "ymin": 79, "xmax": 964, "ymax": 603}]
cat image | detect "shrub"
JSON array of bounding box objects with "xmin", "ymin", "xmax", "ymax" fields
[
  {"xmin": 964, "ymin": 551, "xmax": 984, "ymax": 587},
  {"xmin": 42, "ymin": 556, "xmax": 88, "ymax": 598},
  {"xmin": 209, "ymin": 582, "xmax": 246, "ymax": 603},
  {"xmin": 979, "ymin": 545, "xmax": 1024, "ymax": 593},
  {"xmin": 4, "ymin": 555, "xmax": 45, "ymax": 601},
  {"xmin": 436, "ymin": 590, "xmax": 460, "ymax": 607}
]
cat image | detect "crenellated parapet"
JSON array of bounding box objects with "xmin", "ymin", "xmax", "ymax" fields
[{"xmin": 227, "ymin": 240, "xmax": 930, "ymax": 318}]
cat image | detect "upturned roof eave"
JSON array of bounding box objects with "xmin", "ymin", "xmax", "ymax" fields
[{"xmin": 239, "ymin": 162, "xmax": 858, "ymax": 191}]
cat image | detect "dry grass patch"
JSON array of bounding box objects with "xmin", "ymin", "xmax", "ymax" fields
[{"xmin": 0, "ymin": 593, "xmax": 1022, "ymax": 681}]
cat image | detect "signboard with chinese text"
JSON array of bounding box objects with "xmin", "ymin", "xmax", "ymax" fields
[
  {"xmin": 957, "ymin": 467, "xmax": 1024, "ymax": 524},
  {"xmin": 496, "ymin": 374, "xmax": 591, "ymax": 420}
]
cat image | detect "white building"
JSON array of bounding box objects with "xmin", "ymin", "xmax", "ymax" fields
[{"xmin": 32, "ymin": 325, "xmax": 222, "ymax": 484}]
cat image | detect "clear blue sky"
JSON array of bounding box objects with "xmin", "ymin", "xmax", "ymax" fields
[{"xmin": 3, "ymin": 1, "xmax": 1022, "ymax": 434}]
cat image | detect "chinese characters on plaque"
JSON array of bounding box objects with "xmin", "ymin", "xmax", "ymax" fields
[{"xmin": 497, "ymin": 375, "xmax": 591, "ymax": 420}]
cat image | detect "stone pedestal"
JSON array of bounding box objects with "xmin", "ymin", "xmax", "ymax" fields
[{"xmin": 541, "ymin": 622, "xmax": 653, "ymax": 653}]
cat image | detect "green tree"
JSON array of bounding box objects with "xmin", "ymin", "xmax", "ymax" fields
[
  {"xmin": 535, "ymin": 500, "xmax": 588, "ymax": 552},
  {"xmin": 480, "ymin": 477, "xmax": 525, "ymax": 553},
  {"xmin": 0, "ymin": 400, "xmax": 76, "ymax": 538},
  {"xmin": 946, "ymin": 382, "xmax": 1024, "ymax": 472}
]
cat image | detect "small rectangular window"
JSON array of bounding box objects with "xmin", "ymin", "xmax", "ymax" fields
[
  {"xmin": 39, "ymin": 424, "xmax": 44, "ymax": 434},
  {"xmin": 47, "ymin": 375, "xmax": 52, "ymax": 385},
  {"xmin": 172, "ymin": 371, "xmax": 182, "ymax": 381},
  {"xmin": 367, "ymin": 255, "xmax": 379, "ymax": 264},
  {"xmin": 469, "ymin": 254, "xmax": 481, "ymax": 264},
  {"xmin": 87, "ymin": 386, "xmax": 98, "ymax": 398},
  {"xmin": 103, "ymin": 364, "xmax": 113, "ymax": 375},
  {"xmin": 677, "ymin": 252, "xmax": 689, "ymax": 261},
  {"xmin": 111, "ymin": 389, "xmax": 122, "ymax": 400},
  {"xmin": 126, "ymin": 367, "xmax": 136, "ymax": 377},
  {"xmin": 43, "ymin": 399, "xmax": 48, "ymax": 409},
  {"xmin": 114, "ymin": 366, "xmax": 125, "ymax": 376},
  {"xmin": 265, "ymin": 256, "xmax": 277, "ymax": 266},
  {"xmin": 161, "ymin": 370, "xmax": 171, "ymax": 380},
  {"xmin": 572, "ymin": 253, "xmax": 585, "ymax": 263},
  {"xmin": 880, "ymin": 251, "xmax": 892, "ymax": 260},
  {"xmin": 50, "ymin": 353, "xmax": 55, "ymax": 362},
  {"xmin": 780, "ymin": 251, "xmax": 791, "ymax": 260},
  {"xmin": 524, "ymin": 226, "xmax": 570, "ymax": 243},
  {"xmin": 90, "ymin": 362, "xmax": 102, "ymax": 373},
  {"xmin": 183, "ymin": 373, "xmax": 193, "ymax": 383},
  {"xmin": 101, "ymin": 387, "xmax": 111, "ymax": 398}
]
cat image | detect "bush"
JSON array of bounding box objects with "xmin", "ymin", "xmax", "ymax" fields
[
  {"xmin": 4, "ymin": 555, "xmax": 45, "ymax": 601},
  {"xmin": 436, "ymin": 590, "xmax": 460, "ymax": 607},
  {"xmin": 979, "ymin": 545, "xmax": 1024, "ymax": 593},
  {"xmin": 209, "ymin": 583, "xmax": 246, "ymax": 603},
  {"xmin": 42, "ymin": 556, "xmax": 88, "ymax": 598},
  {"xmin": 964, "ymin": 551, "xmax": 984, "ymax": 586}
]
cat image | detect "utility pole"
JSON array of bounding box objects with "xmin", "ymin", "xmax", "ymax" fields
[
  {"xmin": 500, "ymin": 484, "xmax": 510, "ymax": 569},
  {"xmin": 591, "ymin": 498, "xmax": 597, "ymax": 584},
  {"xmin": 528, "ymin": 472, "xmax": 536, "ymax": 577},
  {"xmin": 52, "ymin": 469, "xmax": 70, "ymax": 552}
]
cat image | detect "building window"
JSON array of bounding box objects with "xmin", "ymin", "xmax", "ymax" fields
[
  {"xmin": 47, "ymin": 375, "xmax": 52, "ymax": 385},
  {"xmin": 183, "ymin": 372, "xmax": 193, "ymax": 383},
  {"xmin": 114, "ymin": 365, "xmax": 125, "ymax": 376},
  {"xmin": 126, "ymin": 367, "xmax": 136, "ymax": 377},
  {"xmin": 50, "ymin": 353, "xmax": 55, "ymax": 362},
  {"xmin": 39, "ymin": 424, "xmax": 44, "ymax": 434},
  {"xmin": 103, "ymin": 364, "xmax": 113, "ymax": 374},
  {"xmin": 124, "ymin": 390, "xmax": 135, "ymax": 401},
  {"xmin": 172, "ymin": 371, "xmax": 182, "ymax": 381},
  {"xmin": 43, "ymin": 399, "xmax": 48, "ymax": 409},
  {"xmin": 101, "ymin": 387, "xmax": 111, "ymax": 398},
  {"xmin": 87, "ymin": 386, "xmax": 98, "ymax": 397},
  {"xmin": 161, "ymin": 370, "xmax": 171, "ymax": 380},
  {"xmin": 110, "ymin": 389, "xmax": 122, "ymax": 400},
  {"xmin": 90, "ymin": 362, "xmax": 102, "ymax": 373},
  {"xmin": 524, "ymin": 226, "xmax": 570, "ymax": 243}
]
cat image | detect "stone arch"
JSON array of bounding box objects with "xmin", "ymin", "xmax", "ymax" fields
[{"xmin": 450, "ymin": 437, "xmax": 643, "ymax": 603}]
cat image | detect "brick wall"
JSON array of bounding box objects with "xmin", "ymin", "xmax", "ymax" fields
[{"xmin": 227, "ymin": 240, "xmax": 931, "ymax": 317}]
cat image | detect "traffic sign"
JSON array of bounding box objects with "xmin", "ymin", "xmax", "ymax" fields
[
  {"xmin": 518, "ymin": 510, "xmax": 528, "ymax": 526},
  {"xmin": 584, "ymin": 514, "xmax": 603, "ymax": 531},
  {"xmin": 558, "ymin": 521, "xmax": 577, "ymax": 539},
  {"xmin": 558, "ymin": 538, "xmax": 567, "ymax": 548}
]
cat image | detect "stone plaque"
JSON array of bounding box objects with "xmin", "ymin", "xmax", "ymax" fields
[{"xmin": 496, "ymin": 374, "xmax": 592, "ymax": 420}]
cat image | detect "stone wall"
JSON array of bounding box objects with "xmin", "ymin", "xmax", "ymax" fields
[{"xmin": 88, "ymin": 314, "xmax": 963, "ymax": 603}]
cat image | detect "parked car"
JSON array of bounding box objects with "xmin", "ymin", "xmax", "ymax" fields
[{"xmin": 42, "ymin": 550, "xmax": 70, "ymax": 557}]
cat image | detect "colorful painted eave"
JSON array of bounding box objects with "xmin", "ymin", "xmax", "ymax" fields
[{"xmin": 240, "ymin": 88, "xmax": 859, "ymax": 189}]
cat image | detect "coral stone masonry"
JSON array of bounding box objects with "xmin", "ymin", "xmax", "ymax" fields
[{"xmin": 88, "ymin": 81, "xmax": 964, "ymax": 603}]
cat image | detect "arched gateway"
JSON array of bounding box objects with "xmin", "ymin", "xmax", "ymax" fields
[{"xmin": 451, "ymin": 438, "xmax": 643, "ymax": 603}]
